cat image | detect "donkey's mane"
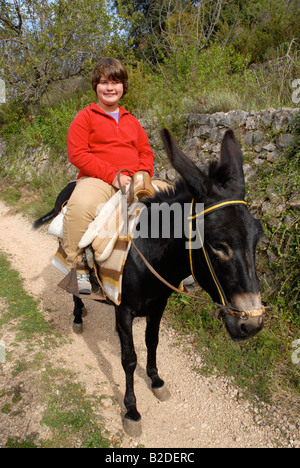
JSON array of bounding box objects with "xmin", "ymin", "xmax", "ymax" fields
[
  {"xmin": 146, "ymin": 160, "xmax": 221, "ymax": 207},
  {"xmin": 143, "ymin": 178, "xmax": 190, "ymax": 207}
]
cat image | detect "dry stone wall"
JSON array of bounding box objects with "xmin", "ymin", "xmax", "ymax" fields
[
  {"xmin": 0, "ymin": 106, "xmax": 299, "ymax": 302},
  {"xmin": 142, "ymin": 107, "xmax": 299, "ymax": 299},
  {"xmin": 140, "ymin": 107, "xmax": 299, "ymax": 181},
  {"xmin": 1, "ymin": 107, "xmax": 299, "ymax": 183}
]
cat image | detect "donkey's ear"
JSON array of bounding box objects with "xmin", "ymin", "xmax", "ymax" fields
[
  {"xmin": 160, "ymin": 128, "xmax": 210, "ymax": 198},
  {"xmin": 211, "ymin": 129, "xmax": 245, "ymax": 198},
  {"xmin": 220, "ymin": 129, "xmax": 244, "ymax": 176}
]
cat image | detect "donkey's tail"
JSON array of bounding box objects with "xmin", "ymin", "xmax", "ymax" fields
[
  {"xmin": 33, "ymin": 208, "xmax": 57, "ymax": 229},
  {"xmin": 33, "ymin": 180, "xmax": 76, "ymax": 230}
]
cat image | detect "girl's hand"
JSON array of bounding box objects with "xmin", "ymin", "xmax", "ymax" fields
[{"xmin": 112, "ymin": 174, "xmax": 132, "ymax": 190}]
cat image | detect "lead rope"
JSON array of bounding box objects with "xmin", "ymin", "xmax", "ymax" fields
[
  {"xmin": 116, "ymin": 174, "xmax": 265, "ymax": 320},
  {"xmin": 130, "ymin": 238, "xmax": 265, "ymax": 320},
  {"xmin": 129, "ymin": 197, "xmax": 266, "ymax": 320}
]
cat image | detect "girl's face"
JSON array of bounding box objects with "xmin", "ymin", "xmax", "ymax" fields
[{"xmin": 96, "ymin": 76, "xmax": 124, "ymax": 112}]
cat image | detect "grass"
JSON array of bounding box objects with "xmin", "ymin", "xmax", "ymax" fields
[
  {"xmin": 165, "ymin": 293, "xmax": 300, "ymax": 421},
  {"xmin": 40, "ymin": 366, "xmax": 111, "ymax": 448},
  {"xmin": 0, "ymin": 252, "xmax": 52, "ymax": 340},
  {"xmin": 0, "ymin": 165, "xmax": 72, "ymax": 222},
  {"xmin": 0, "ymin": 250, "xmax": 114, "ymax": 448}
]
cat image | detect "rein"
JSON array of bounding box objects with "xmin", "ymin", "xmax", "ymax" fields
[{"xmin": 130, "ymin": 198, "xmax": 265, "ymax": 320}]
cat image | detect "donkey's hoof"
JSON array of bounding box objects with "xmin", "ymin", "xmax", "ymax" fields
[
  {"xmin": 152, "ymin": 384, "xmax": 171, "ymax": 401},
  {"xmin": 123, "ymin": 416, "xmax": 142, "ymax": 438},
  {"xmin": 72, "ymin": 323, "xmax": 83, "ymax": 334}
]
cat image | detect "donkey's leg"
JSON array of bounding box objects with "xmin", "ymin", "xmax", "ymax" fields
[
  {"xmin": 72, "ymin": 295, "xmax": 86, "ymax": 334},
  {"xmin": 146, "ymin": 312, "xmax": 164, "ymax": 389},
  {"xmin": 115, "ymin": 306, "xmax": 142, "ymax": 436},
  {"xmin": 146, "ymin": 303, "xmax": 171, "ymax": 401}
]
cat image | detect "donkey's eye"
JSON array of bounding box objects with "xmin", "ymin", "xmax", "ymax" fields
[{"xmin": 208, "ymin": 242, "xmax": 233, "ymax": 262}]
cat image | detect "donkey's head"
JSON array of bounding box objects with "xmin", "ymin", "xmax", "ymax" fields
[{"xmin": 161, "ymin": 128, "xmax": 264, "ymax": 341}]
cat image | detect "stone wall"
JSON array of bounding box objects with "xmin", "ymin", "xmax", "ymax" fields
[
  {"xmin": 1, "ymin": 107, "xmax": 299, "ymax": 183},
  {"xmin": 142, "ymin": 106, "xmax": 299, "ymax": 300},
  {"xmin": 0, "ymin": 107, "xmax": 299, "ymax": 301},
  {"xmin": 141, "ymin": 107, "xmax": 299, "ymax": 181}
]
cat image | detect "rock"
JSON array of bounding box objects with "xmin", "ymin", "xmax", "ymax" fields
[
  {"xmin": 245, "ymin": 114, "xmax": 259, "ymax": 130},
  {"xmin": 260, "ymin": 108, "xmax": 276, "ymax": 127},
  {"xmin": 267, "ymin": 251, "xmax": 279, "ymax": 265},
  {"xmin": 158, "ymin": 168, "xmax": 167, "ymax": 180},
  {"xmin": 193, "ymin": 125, "xmax": 211, "ymax": 138},
  {"xmin": 187, "ymin": 113, "xmax": 210, "ymax": 126},
  {"xmin": 244, "ymin": 132, "xmax": 254, "ymax": 147},
  {"xmin": 253, "ymin": 131, "xmax": 266, "ymax": 145},
  {"xmin": 209, "ymin": 112, "xmax": 226, "ymax": 127},
  {"xmin": 262, "ymin": 142, "xmax": 277, "ymax": 152},
  {"xmin": 276, "ymin": 133, "xmax": 294, "ymax": 150},
  {"xmin": 273, "ymin": 108, "xmax": 298, "ymax": 130},
  {"xmin": 167, "ymin": 168, "xmax": 177, "ymax": 181},
  {"xmin": 209, "ymin": 127, "xmax": 226, "ymax": 143},
  {"xmin": 244, "ymin": 164, "xmax": 256, "ymax": 182},
  {"xmin": 289, "ymin": 198, "xmax": 300, "ymax": 210},
  {"xmin": 266, "ymin": 151, "xmax": 281, "ymax": 162}
]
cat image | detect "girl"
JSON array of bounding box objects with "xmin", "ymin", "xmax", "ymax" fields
[{"xmin": 63, "ymin": 58, "xmax": 155, "ymax": 293}]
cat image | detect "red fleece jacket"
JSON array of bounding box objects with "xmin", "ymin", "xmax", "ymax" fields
[{"xmin": 67, "ymin": 103, "xmax": 154, "ymax": 184}]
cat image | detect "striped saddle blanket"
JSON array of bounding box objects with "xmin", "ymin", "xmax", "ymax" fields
[{"xmin": 52, "ymin": 178, "xmax": 172, "ymax": 305}]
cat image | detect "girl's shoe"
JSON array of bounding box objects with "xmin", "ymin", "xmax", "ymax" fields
[{"xmin": 77, "ymin": 273, "xmax": 92, "ymax": 294}]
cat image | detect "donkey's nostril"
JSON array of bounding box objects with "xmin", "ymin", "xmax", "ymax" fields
[
  {"xmin": 240, "ymin": 323, "xmax": 248, "ymax": 335},
  {"xmin": 238, "ymin": 317, "xmax": 264, "ymax": 339}
]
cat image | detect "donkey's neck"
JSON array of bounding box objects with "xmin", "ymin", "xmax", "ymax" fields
[{"xmin": 144, "ymin": 192, "xmax": 194, "ymax": 288}]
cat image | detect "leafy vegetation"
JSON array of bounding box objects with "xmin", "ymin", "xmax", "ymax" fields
[
  {"xmin": 0, "ymin": 0, "xmax": 299, "ymax": 435},
  {"xmin": 254, "ymin": 115, "xmax": 299, "ymax": 317},
  {"xmin": 0, "ymin": 0, "xmax": 123, "ymax": 103}
]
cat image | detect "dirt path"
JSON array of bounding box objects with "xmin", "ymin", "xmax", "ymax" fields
[{"xmin": 0, "ymin": 200, "xmax": 292, "ymax": 448}]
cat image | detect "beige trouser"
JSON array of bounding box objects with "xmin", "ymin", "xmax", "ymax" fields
[{"xmin": 63, "ymin": 177, "xmax": 117, "ymax": 273}]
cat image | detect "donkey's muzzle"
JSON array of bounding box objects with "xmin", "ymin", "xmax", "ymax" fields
[{"xmin": 223, "ymin": 293, "xmax": 265, "ymax": 341}]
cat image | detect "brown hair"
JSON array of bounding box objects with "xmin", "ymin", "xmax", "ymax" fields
[{"xmin": 91, "ymin": 58, "xmax": 128, "ymax": 97}]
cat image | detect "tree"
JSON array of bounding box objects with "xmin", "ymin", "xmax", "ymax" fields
[
  {"xmin": 135, "ymin": 0, "xmax": 225, "ymax": 88},
  {"xmin": 115, "ymin": 0, "xmax": 225, "ymax": 63},
  {"xmin": 216, "ymin": 0, "xmax": 300, "ymax": 62},
  {"xmin": 0, "ymin": 0, "xmax": 119, "ymax": 103}
]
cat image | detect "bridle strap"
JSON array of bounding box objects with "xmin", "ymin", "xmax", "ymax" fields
[
  {"xmin": 131, "ymin": 239, "xmax": 228, "ymax": 310},
  {"xmin": 131, "ymin": 237, "xmax": 264, "ymax": 319},
  {"xmin": 129, "ymin": 198, "xmax": 264, "ymax": 320},
  {"xmin": 189, "ymin": 199, "xmax": 247, "ymax": 308},
  {"xmin": 188, "ymin": 199, "xmax": 247, "ymax": 220}
]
